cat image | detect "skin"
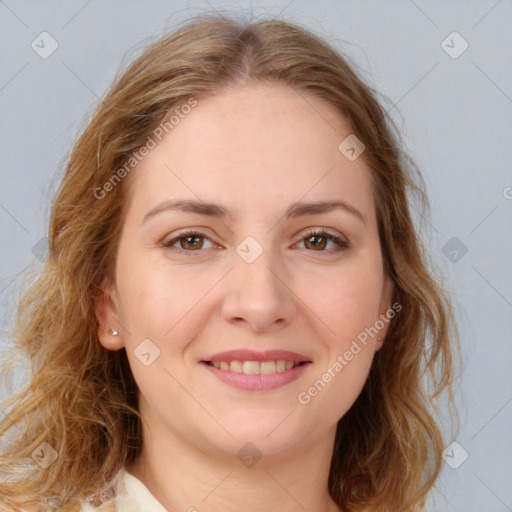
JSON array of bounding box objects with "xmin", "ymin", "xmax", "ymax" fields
[{"xmin": 97, "ymin": 82, "xmax": 393, "ymax": 512}]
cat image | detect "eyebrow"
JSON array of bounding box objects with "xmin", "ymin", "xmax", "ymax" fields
[{"xmin": 142, "ymin": 198, "xmax": 366, "ymax": 225}]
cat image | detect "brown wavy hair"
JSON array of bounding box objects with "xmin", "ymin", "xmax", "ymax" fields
[{"xmin": 0, "ymin": 13, "xmax": 460, "ymax": 512}]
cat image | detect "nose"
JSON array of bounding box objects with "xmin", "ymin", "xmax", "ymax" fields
[{"xmin": 220, "ymin": 247, "xmax": 297, "ymax": 333}]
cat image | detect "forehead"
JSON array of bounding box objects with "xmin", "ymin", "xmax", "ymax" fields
[{"xmin": 125, "ymin": 82, "xmax": 375, "ymax": 224}]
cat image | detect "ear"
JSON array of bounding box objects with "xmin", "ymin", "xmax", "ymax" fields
[
  {"xmin": 95, "ymin": 278, "xmax": 125, "ymax": 351},
  {"xmin": 375, "ymin": 275, "xmax": 394, "ymax": 352}
]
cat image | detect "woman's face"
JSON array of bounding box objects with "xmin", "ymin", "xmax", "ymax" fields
[{"xmin": 98, "ymin": 82, "xmax": 392, "ymax": 458}]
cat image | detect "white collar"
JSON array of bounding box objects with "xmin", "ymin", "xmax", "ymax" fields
[
  {"xmin": 81, "ymin": 468, "xmax": 168, "ymax": 512},
  {"xmin": 115, "ymin": 469, "xmax": 169, "ymax": 511}
]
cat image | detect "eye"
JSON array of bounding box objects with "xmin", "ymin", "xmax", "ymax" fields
[
  {"xmin": 297, "ymin": 229, "xmax": 349, "ymax": 253},
  {"xmin": 162, "ymin": 229, "xmax": 216, "ymax": 253}
]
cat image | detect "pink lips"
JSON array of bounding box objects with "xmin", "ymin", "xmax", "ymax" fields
[{"xmin": 201, "ymin": 349, "xmax": 312, "ymax": 391}]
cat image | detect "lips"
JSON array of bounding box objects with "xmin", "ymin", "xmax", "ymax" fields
[{"xmin": 201, "ymin": 349, "xmax": 312, "ymax": 390}]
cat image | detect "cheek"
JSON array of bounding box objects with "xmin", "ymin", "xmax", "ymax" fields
[
  {"xmin": 115, "ymin": 250, "xmax": 221, "ymax": 352},
  {"xmin": 293, "ymin": 258, "xmax": 383, "ymax": 411},
  {"xmin": 297, "ymin": 272, "xmax": 381, "ymax": 423},
  {"xmin": 300, "ymin": 258, "xmax": 384, "ymax": 344}
]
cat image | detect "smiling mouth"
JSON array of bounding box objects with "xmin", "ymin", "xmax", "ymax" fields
[{"xmin": 204, "ymin": 360, "xmax": 309, "ymax": 375}]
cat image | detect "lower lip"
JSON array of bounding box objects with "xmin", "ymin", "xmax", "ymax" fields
[{"xmin": 201, "ymin": 362, "xmax": 311, "ymax": 391}]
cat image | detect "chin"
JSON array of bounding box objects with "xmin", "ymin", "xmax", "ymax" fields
[{"xmin": 203, "ymin": 415, "xmax": 313, "ymax": 459}]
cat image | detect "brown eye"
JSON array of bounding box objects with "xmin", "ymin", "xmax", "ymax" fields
[
  {"xmin": 180, "ymin": 234, "xmax": 204, "ymax": 250},
  {"xmin": 298, "ymin": 230, "xmax": 349, "ymax": 253},
  {"xmin": 162, "ymin": 230, "xmax": 216, "ymax": 253},
  {"xmin": 304, "ymin": 234, "xmax": 328, "ymax": 250}
]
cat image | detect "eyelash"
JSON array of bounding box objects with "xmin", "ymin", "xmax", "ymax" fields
[{"xmin": 161, "ymin": 228, "xmax": 349, "ymax": 255}]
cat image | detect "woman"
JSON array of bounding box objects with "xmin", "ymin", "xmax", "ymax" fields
[{"xmin": 0, "ymin": 13, "xmax": 459, "ymax": 512}]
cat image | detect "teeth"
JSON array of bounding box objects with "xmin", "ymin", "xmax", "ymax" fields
[
  {"xmin": 260, "ymin": 361, "xmax": 276, "ymax": 374},
  {"xmin": 242, "ymin": 361, "xmax": 260, "ymax": 374},
  {"xmin": 210, "ymin": 360, "xmax": 302, "ymax": 374},
  {"xmin": 230, "ymin": 360, "xmax": 243, "ymax": 373}
]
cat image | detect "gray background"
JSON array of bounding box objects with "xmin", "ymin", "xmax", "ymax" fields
[{"xmin": 0, "ymin": 1, "xmax": 511, "ymax": 510}]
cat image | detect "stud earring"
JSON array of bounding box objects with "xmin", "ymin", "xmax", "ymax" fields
[{"xmin": 109, "ymin": 329, "xmax": 119, "ymax": 336}]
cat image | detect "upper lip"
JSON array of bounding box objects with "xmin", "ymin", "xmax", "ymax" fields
[{"xmin": 204, "ymin": 349, "xmax": 311, "ymax": 363}]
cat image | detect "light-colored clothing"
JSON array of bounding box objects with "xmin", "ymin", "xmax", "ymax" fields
[{"xmin": 80, "ymin": 468, "xmax": 168, "ymax": 512}]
